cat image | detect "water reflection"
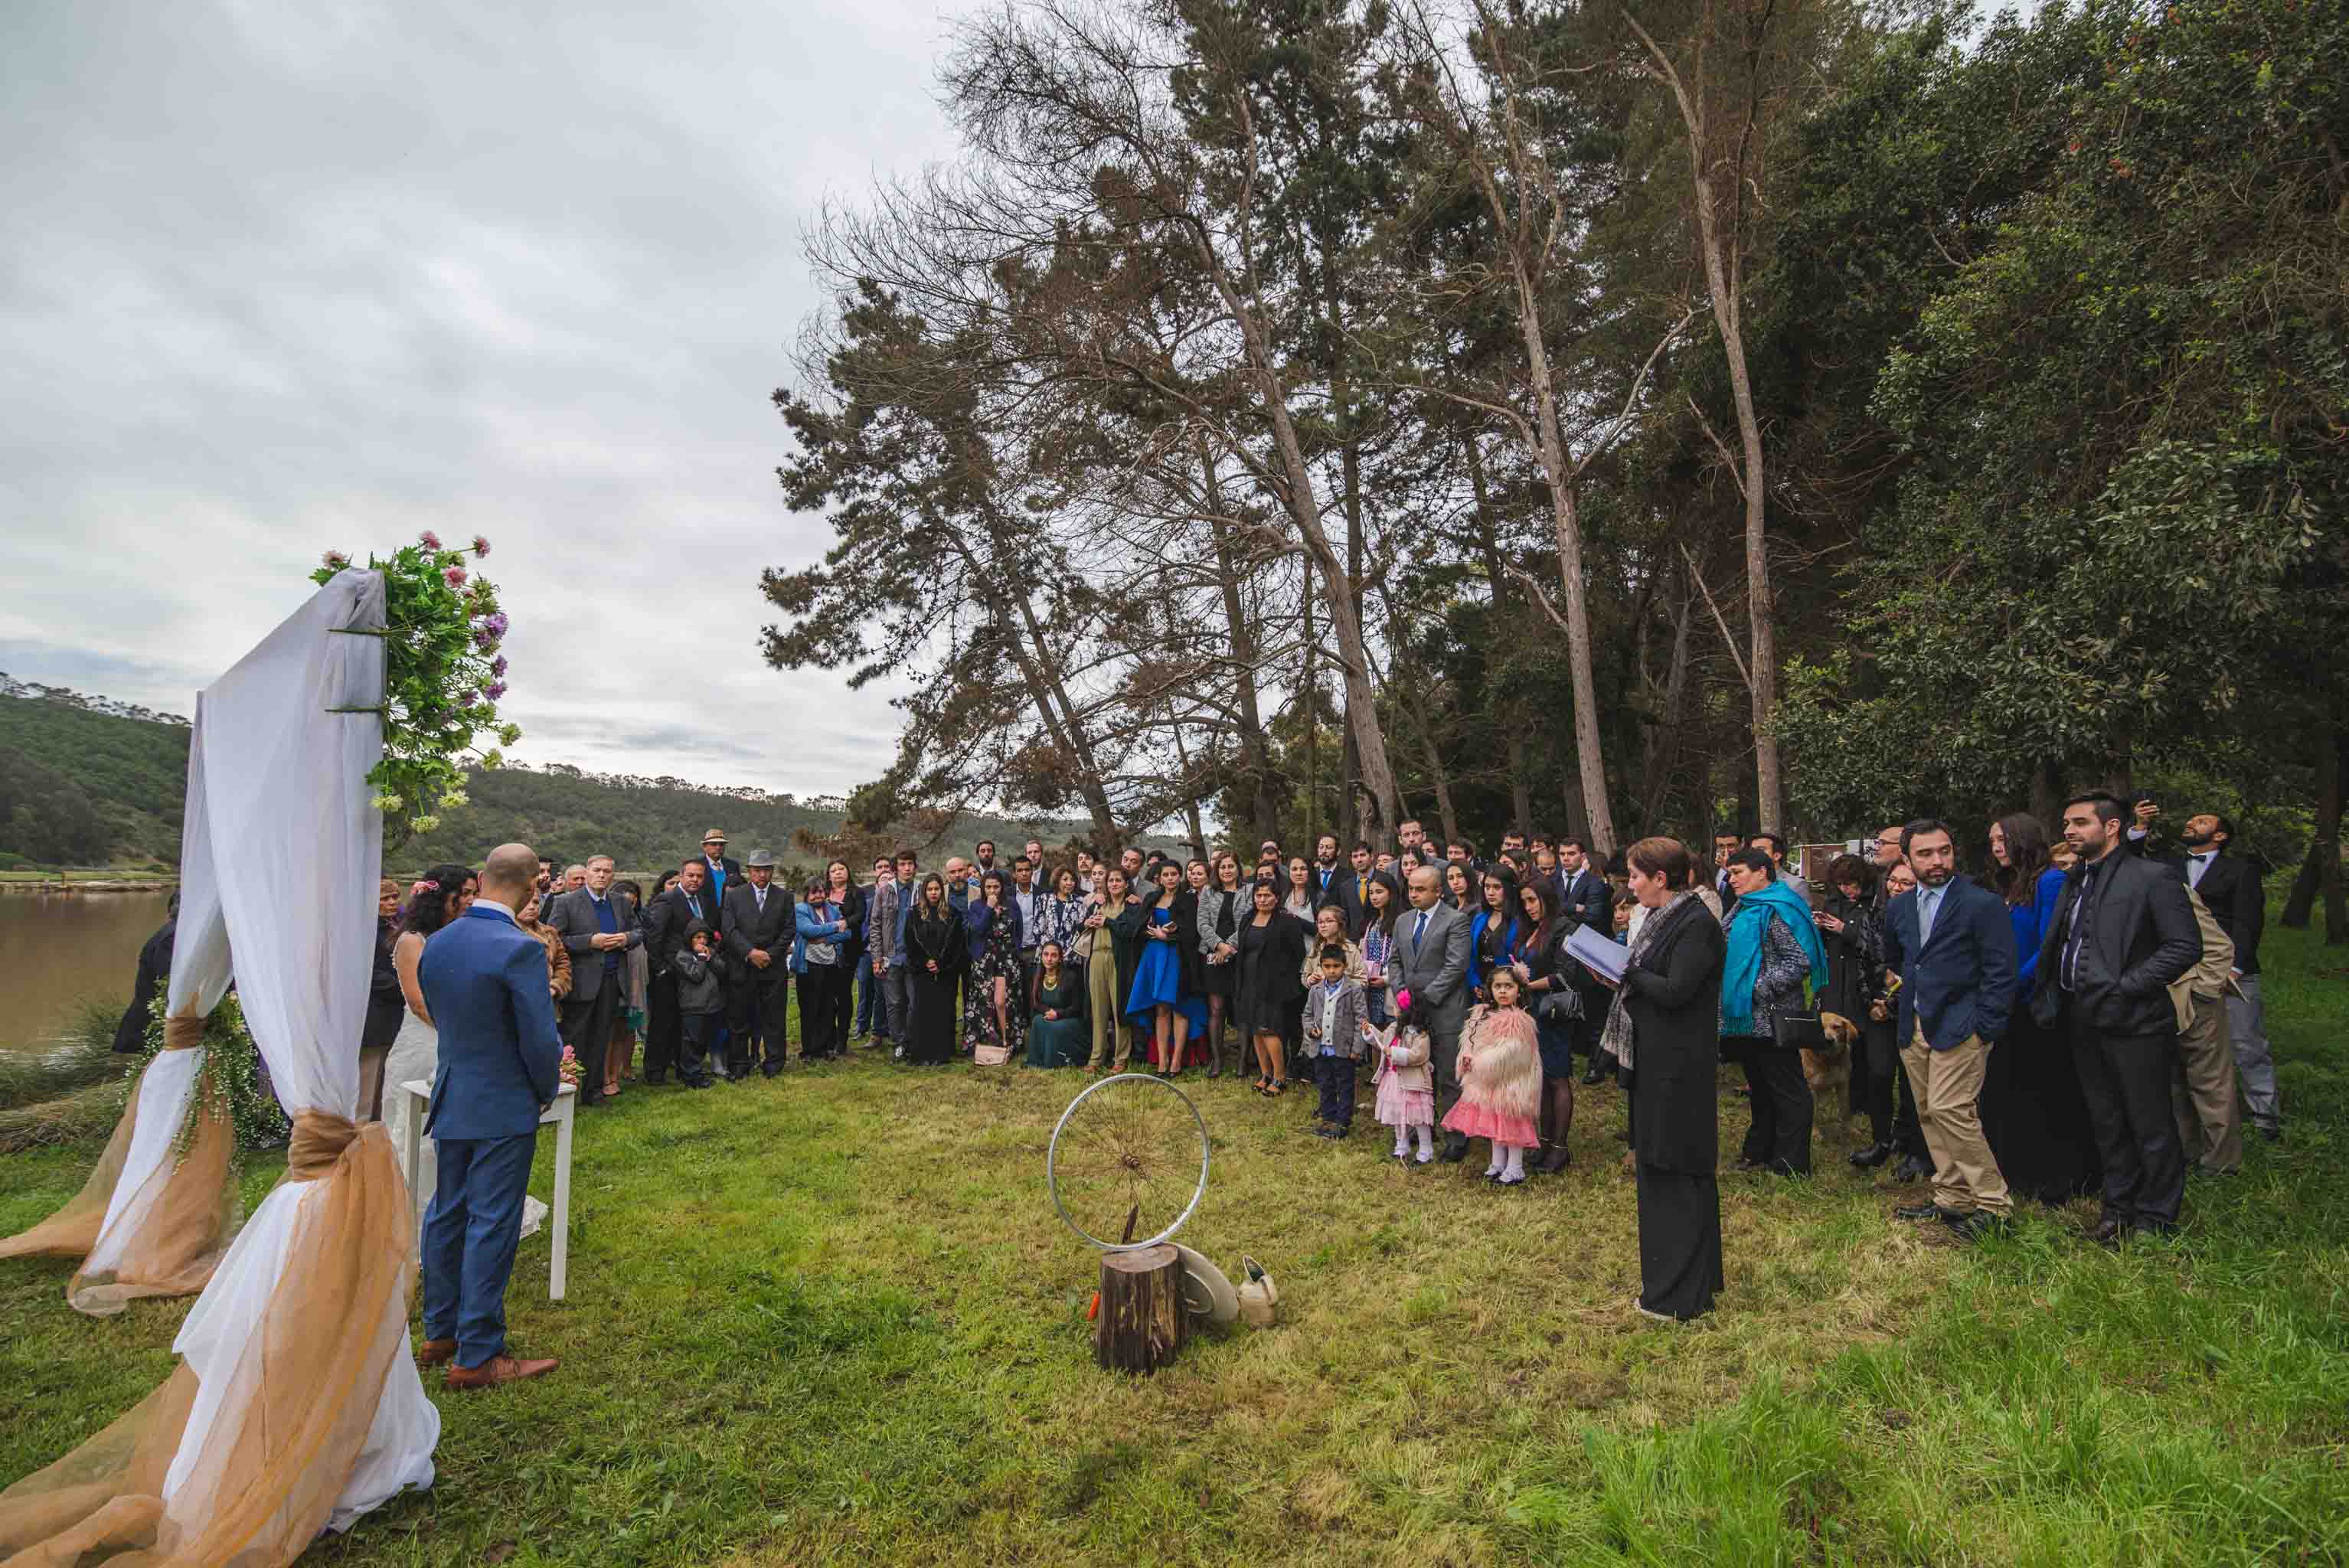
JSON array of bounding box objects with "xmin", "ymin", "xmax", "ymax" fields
[{"xmin": 0, "ymin": 890, "xmax": 175, "ymax": 1055}]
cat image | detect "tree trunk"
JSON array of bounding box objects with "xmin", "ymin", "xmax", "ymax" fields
[
  {"xmin": 1509, "ymin": 253, "xmax": 1620, "ymax": 859},
  {"xmin": 1625, "ymin": 11, "xmax": 1782, "ymax": 834},
  {"xmin": 1198, "ymin": 247, "xmax": 1402, "ymax": 838},
  {"xmin": 1197, "ymin": 434, "xmax": 1281, "ymax": 847},
  {"xmin": 1095, "ymin": 1243, "xmax": 1185, "ymax": 1374},
  {"xmin": 2029, "ymin": 759, "xmax": 2065, "ymax": 832},
  {"xmin": 2282, "ymin": 844, "xmax": 2319, "ymax": 929},
  {"xmin": 1465, "ymin": 439, "xmax": 1536, "ymax": 841},
  {"xmin": 1302, "ymin": 557, "xmax": 1318, "ymax": 848}
]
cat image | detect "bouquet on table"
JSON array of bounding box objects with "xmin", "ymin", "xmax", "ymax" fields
[{"xmin": 557, "ymin": 1045, "xmax": 583, "ymax": 1087}]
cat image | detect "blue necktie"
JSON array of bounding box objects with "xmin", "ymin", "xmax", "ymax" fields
[{"xmin": 1413, "ymin": 911, "xmax": 1428, "ymax": 952}]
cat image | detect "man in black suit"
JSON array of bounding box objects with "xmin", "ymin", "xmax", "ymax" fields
[
  {"xmin": 643, "ymin": 859, "xmax": 717, "ymax": 1085},
  {"xmin": 722, "ymin": 849, "xmax": 796, "ymax": 1076},
  {"xmin": 1880, "ymin": 820, "xmax": 2019, "ymax": 1241},
  {"xmin": 1323, "ymin": 841, "xmax": 1376, "ymax": 938},
  {"xmin": 2036, "ymin": 792, "xmax": 2202, "ymax": 1240},
  {"xmin": 2171, "ymin": 812, "xmax": 2279, "ymax": 1141},
  {"xmin": 1556, "ymin": 837, "xmax": 1616, "ymax": 1084},
  {"xmin": 544, "ymin": 855, "xmax": 642, "ymax": 1107}
]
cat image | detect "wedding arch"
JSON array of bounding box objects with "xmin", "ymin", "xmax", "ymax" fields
[{"xmin": 0, "ymin": 570, "xmax": 439, "ymax": 1563}]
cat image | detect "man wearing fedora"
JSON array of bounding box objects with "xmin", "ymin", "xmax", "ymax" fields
[
  {"xmin": 694, "ymin": 829, "xmax": 747, "ymax": 1072},
  {"xmin": 722, "ymin": 848, "xmax": 796, "ymax": 1078}
]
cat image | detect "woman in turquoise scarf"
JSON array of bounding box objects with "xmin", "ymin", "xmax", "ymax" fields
[{"xmin": 1720, "ymin": 849, "xmax": 1830, "ymax": 1174}]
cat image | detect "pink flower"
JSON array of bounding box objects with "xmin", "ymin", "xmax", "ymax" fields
[
  {"xmin": 444, "ymin": 564, "xmax": 468, "ymax": 589},
  {"xmin": 320, "ymin": 549, "xmax": 349, "ymax": 570},
  {"xmin": 472, "ymin": 534, "xmax": 491, "ymax": 557},
  {"xmin": 419, "ymin": 530, "xmax": 443, "ymax": 551}
]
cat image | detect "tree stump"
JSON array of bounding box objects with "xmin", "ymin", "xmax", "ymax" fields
[{"xmin": 1095, "ymin": 1244, "xmax": 1185, "ymax": 1374}]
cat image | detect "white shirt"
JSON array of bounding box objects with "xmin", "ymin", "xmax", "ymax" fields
[
  {"xmin": 2185, "ymin": 851, "xmax": 2213, "ymax": 888},
  {"xmin": 1318, "ymin": 986, "xmax": 1341, "ymax": 1051},
  {"xmin": 1916, "ymin": 882, "xmax": 1947, "ymax": 947}
]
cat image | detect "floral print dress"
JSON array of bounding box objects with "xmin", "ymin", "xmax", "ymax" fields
[{"xmin": 965, "ymin": 903, "xmax": 1027, "ymax": 1054}]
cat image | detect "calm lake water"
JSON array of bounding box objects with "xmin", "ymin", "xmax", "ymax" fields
[{"xmin": 0, "ymin": 889, "xmax": 174, "ymax": 1056}]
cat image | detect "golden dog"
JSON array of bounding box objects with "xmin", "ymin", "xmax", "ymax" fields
[{"xmin": 1803, "ymin": 1011, "xmax": 1861, "ymax": 1123}]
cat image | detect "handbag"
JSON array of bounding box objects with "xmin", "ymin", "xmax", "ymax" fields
[
  {"xmin": 1772, "ymin": 1010, "xmax": 1828, "ymax": 1050},
  {"xmin": 973, "ymin": 1041, "xmax": 1012, "ymax": 1067},
  {"xmin": 1535, "ymin": 988, "xmax": 1582, "ymax": 1027}
]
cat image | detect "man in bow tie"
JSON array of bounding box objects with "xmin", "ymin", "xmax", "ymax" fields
[{"xmin": 2169, "ymin": 812, "xmax": 2278, "ymax": 1143}]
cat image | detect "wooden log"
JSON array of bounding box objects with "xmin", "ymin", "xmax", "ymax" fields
[{"xmin": 1095, "ymin": 1243, "xmax": 1185, "ymax": 1374}]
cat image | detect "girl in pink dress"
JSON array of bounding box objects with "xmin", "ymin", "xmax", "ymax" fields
[
  {"xmin": 1442, "ymin": 967, "xmax": 1543, "ymax": 1184},
  {"xmin": 1371, "ymin": 994, "xmax": 1437, "ymax": 1164}
]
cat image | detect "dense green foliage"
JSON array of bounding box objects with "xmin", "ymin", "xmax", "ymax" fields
[
  {"xmin": 0, "ymin": 685, "xmax": 190, "ymax": 868},
  {"xmin": 776, "ymin": 0, "xmax": 2346, "ymax": 903}
]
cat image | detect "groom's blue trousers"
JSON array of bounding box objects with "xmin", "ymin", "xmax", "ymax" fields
[{"xmin": 421, "ymin": 1130, "xmax": 538, "ymax": 1369}]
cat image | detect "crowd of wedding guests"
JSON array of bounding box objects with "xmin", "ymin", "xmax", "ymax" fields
[{"xmin": 355, "ymin": 792, "xmax": 2279, "ymax": 1325}]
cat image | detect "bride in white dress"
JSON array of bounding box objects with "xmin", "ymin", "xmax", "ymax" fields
[{"xmin": 383, "ymin": 867, "xmax": 474, "ymax": 1220}]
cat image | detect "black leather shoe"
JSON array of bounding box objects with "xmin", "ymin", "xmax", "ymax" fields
[
  {"xmin": 1893, "ymin": 1155, "xmax": 1932, "ymax": 1184},
  {"xmin": 2091, "ymin": 1216, "xmax": 2126, "ymax": 1245},
  {"xmin": 1437, "ymin": 1138, "xmax": 1470, "ymax": 1164},
  {"xmin": 1946, "ymin": 1211, "xmax": 2008, "ymax": 1243},
  {"xmin": 1848, "ymin": 1141, "xmax": 1893, "ymax": 1169},
  {"xmin": 1894, "ymin": 1200, "xmax": 1956, "ymax": 1221},
  {"xmin": 1580, "ymin": 1064, "xmax": 1606, "ymax": 1086}
]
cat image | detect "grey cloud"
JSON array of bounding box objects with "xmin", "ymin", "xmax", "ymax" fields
[{"xmin": 2, "ymin": 0, "xmax": 968, "ymax": 795}]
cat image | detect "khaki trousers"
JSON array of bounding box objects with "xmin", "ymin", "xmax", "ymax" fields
[
  {"xmin": 1086, "ymin": 942, "xmax": 1130, "ymax": 1070},
  {"xmin": 2171, "ymin": 991, "xmax": 2242, "ymax": 1172},
  {"xmin": 1901, "ymin": 1024, "xmax": 2011, "ymax": 1217}
]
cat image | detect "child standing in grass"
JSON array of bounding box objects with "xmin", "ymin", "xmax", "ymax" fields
[
  {"xmin": 1302, "ymin": 943, "xmax": 1367, "ymax": 1138},
  {"xmin": 1443, "ymin": 966, "xmax": 1542, "ymax": 1184},
  {"xmin": 1372, "ymin": 992, "xmax": 1437, "ymax": 1165},
  {"xmin": 671, "ymin": 920, "xmax": 724, "ymax": 1089}
]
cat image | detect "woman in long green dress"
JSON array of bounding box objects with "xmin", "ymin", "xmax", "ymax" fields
[{"xmin": 1026, "ymin": 939, "xmax": 1090, "ymax": 1067}]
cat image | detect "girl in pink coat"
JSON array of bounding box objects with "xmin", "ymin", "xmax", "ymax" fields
[
  {"xmin": 1372, "ymin": 993, "xmax": 1438, "ymax": 1165},
  {"xmin": 1442, "ymin": 967, "xmax": 1543, "ymax": 1184}
]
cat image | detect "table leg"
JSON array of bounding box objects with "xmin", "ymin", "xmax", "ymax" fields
[
  {"xmin": 550, "ymin": 1096, "xmax": 572, "ymax": 1302},
  {"xmin": 401, "ymin": 1086, "xmax": 426, "ymax": 1241}
]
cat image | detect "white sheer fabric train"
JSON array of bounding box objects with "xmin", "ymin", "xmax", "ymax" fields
[{"xmin": 154, "ymin": 570, "xmax": 438, "ymax": 1534}]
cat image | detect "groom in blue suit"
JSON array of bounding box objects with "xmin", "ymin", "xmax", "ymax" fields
[{"xmin": 416, "ymin": 842, "xmax": 564, "ymax": 1389}]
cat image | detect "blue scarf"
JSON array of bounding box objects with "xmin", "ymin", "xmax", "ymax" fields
[{"xmin": 1720, "ymin": 879, "xmax": 1829, "ymax": 1037}]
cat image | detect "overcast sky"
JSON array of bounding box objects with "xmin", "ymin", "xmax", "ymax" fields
[{"xmin": 1, "ymin": 0, "xmax": 981, "ymax": 795}]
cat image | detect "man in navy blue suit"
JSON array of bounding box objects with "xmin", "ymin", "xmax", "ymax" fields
[
  {"xmin": 1880, "ymin": 818, "xmax": 2019, "ymax": 1241},
  {"xmin": 416, "ymin": 841, "xmax": 564, "ymax": 1390}
]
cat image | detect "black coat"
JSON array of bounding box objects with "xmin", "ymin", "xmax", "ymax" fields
[
  {"xmin": 835, "ymin": 882, "xmax": 870, "ymax": 964},
  {"xmin": 2171, "ymin": 850, "xmax": 2262, "ymax": 976},
  {"xmin": 647, "ymin": 884, "xmax": 720, "ymax": 969},
  {"xmin": 2031, "ymin": 850, "xmax": 2200, "ymax": 1035},
  {"xmin": 1622, "ymin": 901, "xmax": 1728, "ymax": 1174},
  {"xmin": 694, "ymin": 853, "xmax": 746, "ymax": 908},
  {"xmin": 1558, "ymin": 867, "xmax": 1613, "ymax": 935},
  {"xmin": 720, "ymin": 881, "xmax": 796, "ymax": 965},
  {"xmin": 362, "ymin": 916, "xmax": 407, "ymax": 1050},
  {"xmin": 1234, "ymin": 910, "xmax": 1309, "ymax": 1031},
  {"xmin": 1108, "ymin": 898, "xmax": 1152, "ymax": 1015},
  {"xmin": 113, "ymin": 917, "xmax": 175, "ymax": 1054},
  {"xmin": 1318, "ymin": 867, "xmax": 1375, "ymax": 939}
]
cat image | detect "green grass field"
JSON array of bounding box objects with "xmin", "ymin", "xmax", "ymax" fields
[{"xmin": 5, "ymin": 917, "xmax": 2345, "ymax": 1566}]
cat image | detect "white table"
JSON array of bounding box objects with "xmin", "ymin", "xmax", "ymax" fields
[{"xmin": 394, "ymin": 1079, "xmax": 573, "ymax": 1301}]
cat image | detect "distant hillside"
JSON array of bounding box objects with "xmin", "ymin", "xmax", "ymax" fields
[
  {"xmin": 0, "ymin": 676, "xmax": 1127, "ymax": 877},
  {"xmin": 0, "ymin": 675, "xmax": 190, "ymax": 868}
]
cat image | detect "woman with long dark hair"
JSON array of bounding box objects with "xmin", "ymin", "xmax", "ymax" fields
[
  {"xmin": 1514, "ymin": 877, "xmax": 1580, "ymax": 1173},
  {"xmin": 1442, "ymin": 860, "xmax": 1474, "ymax": 911},
  {"xmin": 904, "ymin": 874, "xmax": 963, "ymax": 1067},
  {"xmin": 384, "ymin": 864, "xmax": 476, "ymax": 1210},
  {"xmin": 1084, "ymin": 867, "xmax": 1139, "ymax": 1073},
  {"xmin": 1235, "ymin": 877, "xmax": 1308, "ymax": 1096},
  {"xmin": 1720, "ymin": 849, "xmax": 1828, "ymax": 1176},
  {"xmin": 964, "ymin": 867, "xmax": 1024, "ymax": 1061},
  {"xmin": 1468, "ymin": 870, "xmax": 1520, "ymax": 1004},
  {"xmin": 1360, "ymin": 872, "xmax": 1401, "ymax": 1027},
  {"xmin": 1981, "ymin": 812, "xmax": 2099, "ymax": 1204},
  {"xmin": 1196, "ymin": 851, "xmax": 1246, "ymax": 1074},
  {"xmin": 1810, "ymin": 854, "xmax": 1881, "ymax": 1141}
]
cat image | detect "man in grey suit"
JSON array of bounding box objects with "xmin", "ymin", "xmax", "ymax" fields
[
  {"xmin": 544, "ymin": 853, "xmax": 641, "ymax": 1107},
  {"xmin": 1392, "ymin": 866, "xmax": 1474, "ymax": 1161}
]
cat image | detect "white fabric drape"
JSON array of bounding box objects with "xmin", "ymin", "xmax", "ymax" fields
[{"xmin": 152, "ymin": 570, "xmax": 438, "ymax": 1530}]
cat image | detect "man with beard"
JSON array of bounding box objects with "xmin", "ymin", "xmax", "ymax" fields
[
  {"xmin": 1880, "ymin": 820, "xmax": 2019, "ymax": 1242},
  {"xmin": 2034, "ymin": 794, "xmax": 2200, "ymax": 1240},
  {"xmin": 2170, "ymin": 812, "xmax": 2279, "ymax": 1143}
]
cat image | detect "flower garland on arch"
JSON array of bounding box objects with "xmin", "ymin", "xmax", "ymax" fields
[
  {"xmin": 313, "ymin": 532, "xmax": 519, "ymax": 847},
  {"xmin": 127, "ymin": 991, "xmax": 286, "ymax": 1157}
]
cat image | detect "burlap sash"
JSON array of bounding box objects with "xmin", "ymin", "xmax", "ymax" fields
[
  {"xmin": 0, "ymin": 1121, "xmax": 413, "ymax": 1568},
  {"xmin": 0, "ymin": 1012, "xmax": 240, "ymax": 1316}
]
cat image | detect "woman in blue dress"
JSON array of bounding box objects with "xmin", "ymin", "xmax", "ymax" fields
[
  {"xmin": 1981, "ymin": 812, "xmax": 2099, "ymax": 1204},
  {"xmin": 1125, "ymin": 859, "xmax": 1200, "ymax": 1075}
]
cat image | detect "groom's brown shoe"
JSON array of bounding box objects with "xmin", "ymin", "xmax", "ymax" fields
[
  {"xmin": 416, "ymin": 1338, "xmax": 457, "ymax": 1367},
  {"xmin": 446, "ymin": 1354, "xmax": 558, "ymax": 1390}
]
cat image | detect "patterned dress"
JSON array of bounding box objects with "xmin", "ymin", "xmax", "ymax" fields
[{"xmin": 965, "ymin": 903, "xmax": 1027, "ymax": 1054}]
